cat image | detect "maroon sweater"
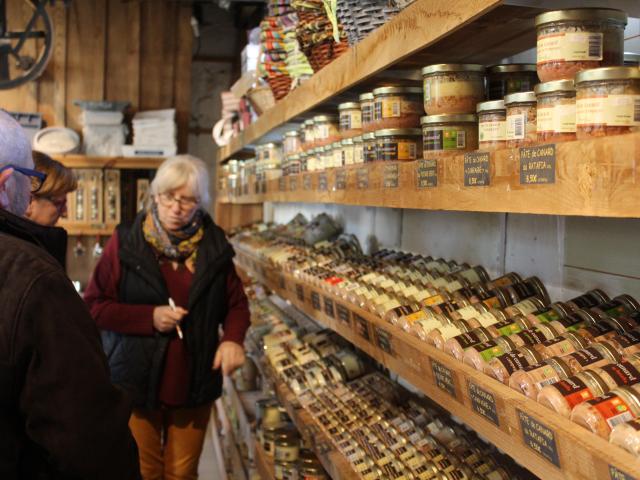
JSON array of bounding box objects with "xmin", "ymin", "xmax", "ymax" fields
[{"xmin": 84, "ymin": 234, "xmax": 250, "ymax": 406}]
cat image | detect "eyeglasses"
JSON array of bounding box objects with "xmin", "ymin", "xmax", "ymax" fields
[
  {"xmin": 157, "ymin": 192, "xmax": 199, "ymax": 210},
  {"xmin": 0, "ymin": 164, "xmax": 47, "ymax": 193}
]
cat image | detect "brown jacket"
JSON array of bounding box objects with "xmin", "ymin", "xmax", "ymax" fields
[{"xmin": 0, "ymin": 209, "xmax": 140, "ymax": 479}]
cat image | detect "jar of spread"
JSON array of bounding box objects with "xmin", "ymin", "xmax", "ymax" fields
[
  {"xmin": 360, "ymin": 92, "xmax": 375, "ymax": 133},
  {"xmin": 303, "ymin": 119, "xmax": 315, "ymax": 150},
  {"xmin": 575, "ymin": 66, "xmax": 640, "ymax": 139},
  {"xmin": 444, "ymin": 327, "xmax": 495, "ymax": 360},
  {"xmin": 537, "ymin": 370, "xmax": 609, "ymax": 417},
  {"xmin": 485, "ymin": 346, "xmax": 544, "ymax": 384},
  {"xmin": 463, "ymin": 338, "xmax": 515, "ymax": 371},
  {"xmin": 487, "ymin": 64, "xmax": 539, "ymax": 100},
  {"xmin": 571, "ymin": 385, "xmax": 640, "ymax": 438},
  {"xmin": 477, "ymin": 100, "xmax": 506, "ymax": 150},
  {"xmin": 421, "ymin": 114, "xmax": 478, "ymax": 156},
  {"xmin": 532, "ymin": 332, "xmax": 590, "ymax": 359},
  {"xmin": 504, "ymin": 91, "xmax": 537, "ymax": 148},
  {"xmin": 373, "ymin": 86, "xmax": 423, "ymax": 129},
  {"xmin": 610, "ymin": 418, "xmax": 640, "ymax": 456},
  {"xmin": 341, "ymin": 138, "xmax": 355, "ymax": 166},
  {"xmin": 283, "ymin": 130, "xmax": 301, "ymax": 157},
  {"xmin": 535, "ymin": 80, "xmax": 577, "ymax": 142},
  {"xmin": 338, "ymin": 102, "xmax": 362, "ymax": 138},
  {"xmin": 508, "ymin": 356, "xmax": 573, "ymax": 398},
  {"xmin": 288, "ymin": 154, "xmax": 301, "ymax": 175},
  {"xmin": 535, "ymin": 8, "xmax": 627, "ymax": 82},
  {"xmin": 331, "ymin": 142, "xmax": 343, "ymax": 168},
  {"xmin": 313, "ymin": 115, "xmax": 340, "ymax": 147},
  {"xmin": 353, "ymin": 135, "xmax": 364, "ymax": 164},
  {"xmin": 562, "ymin": 342, "xmax": 621, "ymax": 374},
  {"xmin": 363, "ymin": 132, "xmax": 377, "ymax": 162},
  {"xmin": 421, "ymin": 64, "xmax": 485, "ymax": 115},
  {"xmin": 375, "ymin": 128, "xmax": 422, "ymax": 161},
  {"xmin": 274, "ymin": 431, "xmax": 300, "ymax": 463}
]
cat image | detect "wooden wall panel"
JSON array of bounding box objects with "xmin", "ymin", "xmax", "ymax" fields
[
  {"xmin": 38, "ymin": 2, "xmax": 67, "ymax": 126},
  {"xmin": 174, "ymin": 6, "xmax": 193, "ymax": 152}
]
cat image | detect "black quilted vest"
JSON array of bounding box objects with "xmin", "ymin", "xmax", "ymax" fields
[{"xmin": 101, "ymin": 211, "xmax": 234, "ymax": 409}]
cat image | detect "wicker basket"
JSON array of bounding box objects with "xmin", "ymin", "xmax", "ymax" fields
[
  {"xmin": 247, "ymin": 85, "xmax": 276, "ymax": 116},
  {"xmin": 266, "ymin": 75, "xmax": 293, "ymax": 101},
  {"xmin": 306, "ymin": 39, "xmax": 349, "ymax": 72}
]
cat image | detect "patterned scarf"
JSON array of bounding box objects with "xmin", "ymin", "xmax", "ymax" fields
[{"xmin": 143, "ymin": 203, "xmax": 204, "ymax": 272}]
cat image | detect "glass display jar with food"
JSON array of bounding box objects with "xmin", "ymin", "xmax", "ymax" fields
[
  {"xmin": 338, "ymin": 102, "xmax": 362, "ymax": 139},
  {"xmin": 421, "ymin": 114, "xmax": 478, "ymax": 156},
  {"xmin": 535, "ymin": 79, "xmax": 577, "ymax": 142},
  {"xmin": 504, "ymin": 91, "xmax": 537, "ymax": 148},
  {"xmin": 283, "ymin": 130, "xmax": 301, "ymax": 157},
  {"xmin": 313, "ymin": 115, "xmax": 340, "ymax": 147},
  {"xmin": 373, "ymin": 86, "xmax": 423, "ymax": 129},
  {"xmin": 352, "ymin": 135, "xmax": 364, "ymax": 164},
  {"xmin": 375, "ymin": 128, "xmax": 422, "ymax": 162},
  {"xmin": 422, "ymin": 64, "xmax": 485, "ymax": 115},
  {"xmin": 487, "ymin": 64, "xmax": 539, "ymax": 100},
  {"xmin": 477, "ymin": 100, "xmax": 506, "ymax": 150}
]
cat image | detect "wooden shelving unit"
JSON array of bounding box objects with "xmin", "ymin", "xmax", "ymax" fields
[
  {"xmin": 254, "ymin": 440, "xmax": 275, "ymax": 480},
  {"xmin": 53, "ymin": 154, "xmax": 165, "ymax": 170},
  {"xmin": 233, "ymin": 246, "xmax": 640, "ymax": 480},
  {"xmin": 219, "ymin": 133, "xmax": 640, "ymax": 218}
]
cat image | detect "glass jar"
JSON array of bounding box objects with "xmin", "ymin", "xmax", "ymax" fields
[
  {"xmin": 341, "ymin": 138, "xmax": 355, "ymax": 166},
  {"xmin": 421, "ymin": 64, "xmax": 485, "ymax": 115},
  {"xmin": 283, "ymin": 130, "xmax": 301, "ymax": 157},
  {"xmin": 360, "ymin": 92, "xmax": 375, "ymax": 133},
  {"xmin": 330, "ymin": 142, "xmax": 341, "ymax": 168},
  {"xmin": 375, "ymin": 128, "xmax": 422, "ymax": 161},
  {"xmin": 477, "ymin": 100, "xmax": 506, "ymax": 150},
  {"xmin": 363, "ymin": 132, "xmax": 377, "ymax": 162},
  {"xmin": 338, "ymin": 102, "xmax": 362, "ymax": 138},
  {"xmin": 537, "ymin": 370, "xmax": 609, "ymax": 418},
  {"xmin": 421, "ymin": 114, "xmax": 478, "ymax": 156},
  {"xmin": 313, "ymin": 115, "xmax": 340, "ymax": 147},
  {"xmin": 262, "ymin": 143, "xmax": 283, "ymax": 170},
  {"xmin": 535, "ymin": 80, "xmax": 577, "ymax": 143},
  {"xmin": 353, "ymin": 135, "xmax": 364, "ymax": 164},
  {"xmin": 289, "ymin": 154, "xmax": 301, "ymax": 175},
  {"xmin": 373, "ymin": 86, "xmax": 423, "ymax": 130},
  {"xmin": 319, "ymin": 146, "xmax": 332, "ymax": 170},
  {"xmin": 299, "ymin": 152, "xmax": 308, "ymax": 172},
  {"xmin": 571, "ymin": 386, "xmax": 640, "ymax": 438},
  {"xmin": 307, "ymin": 148, "xmax": 319, "ymax": 171},
  {"xmin": 303, "ymin": 119, "xmax": 315, "ymax": 150},
  {"xmin": 535, "ymin": 8, "xmax": 627, "ymax": 82},
  {"xmin": 487, "ymin": 64, "xmax": 539, "ymax": 100},
  {"xmin": 575, "ymin": 67, "xmax": 640, "ymax": 139},
  {"xmin": 504, "ymin": 91, "xmax": 537, "ymax": 148}
]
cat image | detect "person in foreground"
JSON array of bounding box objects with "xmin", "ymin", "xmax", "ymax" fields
[
  {"xmin": 84, "ymin": 155, "xmax": 251, "ymax": 480},
  {"xmin": 0, "ymin": 110, "xmax": 140, "ymax": 479}
]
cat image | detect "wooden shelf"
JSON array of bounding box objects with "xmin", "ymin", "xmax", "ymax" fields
[
  {"xmin": 234, "ymin": 247, "xmax": 640, "ymax": 480},
  {"xmin": 220, "ymin": 133, "xmax": 640, "ymax": 218},
  {"xmin": 254, "ymin": 440, "xmax": 275, "ymax": 480},
  {"xmin": 53, "ymin": 154, "xmax": 164, "ymax": 170},
  {"xmin": 216, "ymin": 0, "xmax": 548, "ymax": 163}
]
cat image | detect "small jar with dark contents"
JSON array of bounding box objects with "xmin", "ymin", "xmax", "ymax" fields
[
  {"xmin": 421, "ymin": 114, "xmax": 478, "ymax": 157},
  {"xmin": 375, "ymin": 128, "xmax": 422, "ymax": 161},
  {"xmin": 487, "ymin": 63, "xmax": 539, "ymax": 100},
  {"xmin": 363, "ymin": 132, "xmax": 377, "ymax": 162}
]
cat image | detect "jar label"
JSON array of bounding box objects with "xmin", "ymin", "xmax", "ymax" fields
[
  {"xmin": 555, "ymin": 103, "xmax": 577, "ymax": 132},
  {"xmin": 550, "ymin": 377, "xmax": 594, "ymax": 409},
  {"xmin": 382, "ymin": 99, "xmax": 402, "ymax": 118},
  {"xmin": 599, "ymin": 361, "xmax": 640, "ymax": 386},
  {"xmin": 479, "ymin": 120, "xmax": 506, "ymax": 142},
  {"xmin": 496, "ymin": 351, "xmax": 530, "ymax": 375},
  {"xmin": 537, "ymin": 32, "xmax": 603, "ymax": 63},
  {"xmin": 378, "ymin": 140, "xmax": 417, "ymax": 161},
  {"xmin": 521, "ymin": 363, "xmax": 562, "ymax": 390},
  {"xmin": 516, "ymin": 328, "xmax": 547, "ymax": 345},
  {"xmin": 506, "ymin": 113, "xmax": 525, "ymax": 140},
  {"xmin": 340, "ymin": 111, "xmax": 362, "ymax": 130},
  {"xmin": 615, "ymin": 330, "xmax": 640, "ymax": 349},
  {"xmin": 577, "ymin": 95, "xmax": 640, "ymax": 127},
  {"xmin": 569, "ymin": 346, "xmax": 605, "ymax": 367},
  {"xmin": 588, "ymin": 392, "xmax": 635, "ymax": 429},
  {"xmin": 493, "ymin": 319, "xmax": 522, "ymax": 336},
  {"xmin": 354, "ymin": 145, "xmax": 364, "ymax": 164},
  {"xmin": 474, "ymin": 341, "xmax": 505, "ymax": 362},
  {"xmin": 424, "ymin": 127, "xmax": 467, "ymax": 151},
  {"xmin": 454, "ymin": 331, "xmax": 484, "ymax": 350},
  {"xmin": 362, "ymin": 104, "xmax": 373, "ymax": 124}
]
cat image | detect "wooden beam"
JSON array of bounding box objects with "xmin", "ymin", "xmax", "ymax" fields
[{"xmin": 174, "ymin": 5, "xmax": 193, "ymax": 153}]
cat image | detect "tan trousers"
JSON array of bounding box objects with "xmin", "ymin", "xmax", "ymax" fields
[{"xmin": 129, "ymin": 404, "xmax": 212, "ymax": 480}]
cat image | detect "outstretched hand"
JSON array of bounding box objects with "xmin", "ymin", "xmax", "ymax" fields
[{"xmin": 212, "ymin": 341, "xmax": 246, "ymax": 376}]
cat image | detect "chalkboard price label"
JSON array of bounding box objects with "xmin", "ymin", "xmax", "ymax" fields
[
  {"xmin": 464, "ymin": 152, "xmax": 490, "ymax": 187},
  {"xmin": 520, "ymin": 144, "xmax": 556, "ymax": 185},
  {"xmin": 518, "ymin": 410, "xmax": 560, "ymax": 467},
  {"xmin": 335, "ymin": 169, "xmax": 347, "ymax": 190},
  {"xmin": 323, "ymin": 297, "xmax": 335, "ymax": 318},
  {"xmin": 431, "ymin": 359, "xmax": 458, "ymax": 399},
  {"xmin": 289, "ymin": 176, "xmax": 297, "ymax": 191},
  {"xmin": 303, "ymin": 174, "xmax": 312, "ymax": 190},
  {"xmin": 375, "ymin": 326, "xmax": 394, "ymax": 356},
  {"xmin": 357, "ymin": 168, "xmax": 369, "ymax": 189},
  {"xmin": 311, "ymin": 291, "xmax": 321, "ymax": 311},
  {"xmin": 278, "ymin": 177, "xmax": 286, "ymax": 192},
  {"xmin": 468, "ymin": 381, "xmax": 499, "ymax": 426},
  {"xmin": 318, "ymin": 173, "xmax": 328, "ymax": 191},
  {"xmin": 353, "ymin": 314, "xmax": 371, "ymax": 341},
  {"xmin": 336, "ymin": 304, "xmax": 350, "ymax": 325},
  {"xmin": 609, "ymin": 466, "xmax": 635, "ymax": 480},
  {"xmin": 384, "ymin": 163, "xmax": 399, "ymax": 188},
  {"xmin": 417, "ymin": 159, "xmax": 437, "ymax": 188}
]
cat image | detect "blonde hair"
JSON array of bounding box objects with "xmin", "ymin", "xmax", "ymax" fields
[
  {"xmin": 32, "ymin": 151, "xmax": 77, "ymax": 198},
  {"xmin": 150, "ymin": 155, "xmax": 210, "ymax": 208}
]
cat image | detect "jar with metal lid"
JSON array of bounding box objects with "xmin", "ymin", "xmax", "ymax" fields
[
  {"xmin": 338, "ymin": 102, "xmax": 362, "ymax": 138},
  {"xmin": 341, "ymin": 138, "xmax": 355, "ymax": 166},
  {"xmin": 330, "ymin": 350, "xmax": 366, "ymax": 381},
  {"xmin": 274, "ymin": 460, "xmax": 297, "ymax": 480},
  {"xmin": 288, "ymin": 154, "xmax": 301, "ymax": 175},
  {"xmin": 562, "ymin": 342, "xmax": 622, "ymax": 375},
  {"xmin": 299, "ymin": 151, "xmax": 308, "ymax": 172},
  {"xmin": 508, "ymin": 356, "xmax": 573, "ymax": 398},
  {"xmin": 445, "ymin": 327, "xmax": 495, "ymax": 360},
  {"xmin": 352, "ymin": 135, "xmax": 364, "ymax": 164},
  {"xmin": 487, "ymin": 64, "xmax": 539, "ymax": 100},
  {"xmin": 303, "ymin": 119, "xmax": 315, "ymax": 150},
  {"xmin": 508, "ymin": 323, "xmax": 560, "ymax": 349},
  {"xmin": 274, "ymin": 434, "xmax": 300, "ymax": 463},
  {"xmin": 575, "ymin": 67, "xmax": 640, "ymax": 139},
  {"xmin": 319, "ymin": 146, "xmax": 332, "ymax": 170},
  {"xmin": 375, "ymin": 128, "xmax": 422, "ymax": 161},
  {"xmin": 504, "ymin": 91, "xmax": 537, "ymax": 148},
  {"xmin": 537, "ymin": 370, "xmax": 609, "ymax": 417},
  {"xmin": 421, "ymin": 64, "xmax": 485, "ymax": 115},
  {"xmin": 261, "ymin": 425, "xmax": 282, "ymax": 457},
  {"xmin": 299, "ymin": 461, "xmax": 329, "ymax": 480},
  {"xmin": 328, "ymin": 142, "xmax": 341, "ymax": 169},
  {"xmin": 262, "ymin": 143, "xmax": 283, "ymax": 169},
  {"xmin": 571, "ymin": 385, "xmax": 640, "ymax": 438},
  {"xmin": 532, "ymin": 332, "xmax": 590, "ymax": 359},
  {"xmin": 313, "ymin": 115, "xmax": 340, "ymax": 147},
  {"xmin": 283, "ymin": 130, "xmax": 301, "ymax": 157},
  {"xmin": 373, "ymin": 86, "xmax": 423, "ymax": 129},
  {"xmin": 477, "ymin": 100, "xmax": 506, "ymax": 150},
  {"xmin": 360, "ymin": 92, "xmax": 375, "ymax": 132},
  {"xmin": 421, "ymin": 114, "xmax": 478, "ymax": 156},
  {"xmin": 306, "ymin": 148, "xmax": 319, "ymax": 171},
  {"xmin": 535, "ymin": 80, "xmax": 577, "ymax": 142},
  {"xmin": 485, "ymin": 345, "xmax": 544, "ymax": 384},
  {"xmin": 535, "ymin": 8, "xmax": 627, "ymax": 83}
]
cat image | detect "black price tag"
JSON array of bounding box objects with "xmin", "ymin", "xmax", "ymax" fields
[
  {"xmin": 518, "ymin": 410, "xmax": 560, "ymax": 467},
  {"xmin": 278, "ymin": 177, "xmax": 286, "ymax": 192},
  {"xmin": 357, "ymin": 167, "xmax": 369, "ymax": 189},
  {"xmin": 464, "ymin": 152, "xmax": 490, "ymax": 187},
  {"xmin": 375, "ymin": 326, "xmax": 394, "ymax": 356},
  {"xmin": 353, "ymin": 314, "xmax": 371, "ymax": 341},
  {"xmin": 323, "ymin": 297, "xmax": 335, "ymax": 318},
  {"xmin": 431, "ymin": 359, "xmax": 458, "ymax": 399},
  {"xmin": 296, "ymin": 284, "xmax": 304, "ymax": 302},
  {"xmin": 520, "ymin": 144, "xmax": 556, "ymax": 185},
  {"xmin": 417, "ymin": 159, "xmax": 437, "ymax": 188},
  {"xmin": 318, "ymin": 172, "xmax": 328, "ymax": 191},
  {"xmin": 610, "ymin": 466, "xmax": 636, "ymax": 480},
  {"xmin": 383, "ymin": 163, "xmax": 399, "ymax": 188},
  {"xmin": 303, "ymin": 174, "xmax": 312, "ymax": 190},
  {"xmin": 468, "ymin": 381, "xmax": 499, "ymax": 426},
  {"xmin": 311, "ymin": 291, "xmax": 321, "ymax": 310},
  {"xmin": 336, "ymin": 304, "xmax": 350, "ymax": 325},
  {"xmin": 289, "ymin": 176, "xmax": 297, "ymax": 191},
  {"xmin": 278, "ymin": 274, "xmax": 285, "ymax": 290},
  {"xmin": 335, "ymin": 169, "xmax": 346, "ymax": 190}
]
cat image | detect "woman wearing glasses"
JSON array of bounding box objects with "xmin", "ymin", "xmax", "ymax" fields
[
  {"xmin": 25, "ymin": 151, "xmax": 77, "ymax": 226},
  {"xmin": 83, "ymin": 155, "xmax": 250, "ymax": 480}
]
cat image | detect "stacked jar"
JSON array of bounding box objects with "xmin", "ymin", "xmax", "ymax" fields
[
  {"xmin": 360, "ymin": 92, "xmax": 375, "ymax": 133},
  {"xmin": 302, "ymin": 119, "xmax": 315, "ymax": 151},
  {"xmin": 313, "ymin": 115, "xmax": 340, "ymax": 148},
  {"xmin": 338, "ymin": 102, "xmax": 362, "ymax": 139}
]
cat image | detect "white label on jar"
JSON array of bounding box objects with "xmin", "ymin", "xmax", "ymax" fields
[
  {"xmin": 577, "ymin": 95, "xmax": 640, "ymax": 126},
  {"xmin": 537, "ymin": 32, "xmax": 603, "ymax": 63},
  {"xmin": 456, "ymin": 305, "xmax": 478, "ymax": 320},
  {"xmin": 354, "ymin": 145, "xmax": 364, "ymax": 163},
  {"xmin": 333, "ymin": 150, "xmax": 342, "ymax": 168},
  {"xmin": 316, "ymin": 124, "xmax": 329, "ymax": 140},
  {"xmin": 555, "ymin": 103, "xmax": 577, "ymax": 132},
  {"xmin": 344, "ymin": 147, "xmax": 354, "ymax": 165},
  {"xmin": 479, "ymin": 120, "xmax": 506, "ymax": 142},
  {"xmin": 506, "ymin": 113, "xmax": 525, "ymax": 140},
  {"xmin": 424, "ymin": 81, "xmax": 431, "ymax": 102}
]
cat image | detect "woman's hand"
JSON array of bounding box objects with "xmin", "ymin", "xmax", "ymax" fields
[
  {"xmin": 212, "ymin": 341, "xmax": 246, "ymax": 376},
  {"xmin": 153, "ymin": 305, "xmax": 187, "ymax": 333}
]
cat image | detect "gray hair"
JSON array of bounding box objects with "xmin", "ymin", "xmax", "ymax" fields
[
  {"xmin": 149, "ymin": 155, "xmax": 210, "ymax": 209},
  {"xmin": 0, "ymin": 110, "xmax": 33, "ymax": 215}
]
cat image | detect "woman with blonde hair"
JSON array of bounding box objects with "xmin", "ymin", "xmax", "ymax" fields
[
  {"xmin": 25, "ymin": 150, "xmax": 77, "ymax": 226},
  {"xmin": 84, "ymin": 155, "xmax": 250, "ymax": 480}
]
